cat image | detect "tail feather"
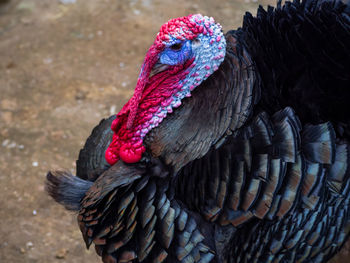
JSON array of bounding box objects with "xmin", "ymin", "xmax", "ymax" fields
[{"xmin": 45, "ymin": 170, "xmax": 93, "ymax": 211}]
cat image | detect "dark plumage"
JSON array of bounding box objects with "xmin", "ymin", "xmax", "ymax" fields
[
  {"xmin": 76, "ymin": 116, "xmax": 115, "ymax": 181},
  {"xmin": 46, "ymin": 0, "xmax": 350, "ymax": 262}
]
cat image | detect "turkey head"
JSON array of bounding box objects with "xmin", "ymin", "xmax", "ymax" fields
[{"xmin": 105, "ymin": 14, "xmax": 227, "ymax": 166}]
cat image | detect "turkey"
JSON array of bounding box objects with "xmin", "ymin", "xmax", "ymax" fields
[{"xmin": 46, "ymin": 0, "xmax": 350, "ymax": 262}]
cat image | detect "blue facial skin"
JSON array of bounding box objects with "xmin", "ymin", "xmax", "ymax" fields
[{"xmin": 159, "ymin": 40, "xmax": 193, "ymax": 66}]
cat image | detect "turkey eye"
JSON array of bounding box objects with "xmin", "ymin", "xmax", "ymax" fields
[{"xmin": 170, "ymin": 43, "xmax": 183, "ymax": 51}]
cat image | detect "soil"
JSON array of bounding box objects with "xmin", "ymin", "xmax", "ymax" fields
[{"xmin": 0, "ymin": 0, "xmax": 348, "ymax": 262}]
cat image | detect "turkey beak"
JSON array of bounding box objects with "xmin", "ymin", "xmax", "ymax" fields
[{"xmin": 149, "ymin": 62, "xmax": 169, "ymax": 78}]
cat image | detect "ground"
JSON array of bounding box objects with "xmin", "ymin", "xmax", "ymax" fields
[{"xmin": 0, "ymin": 0, "xmax": 349, "ymax": 262}]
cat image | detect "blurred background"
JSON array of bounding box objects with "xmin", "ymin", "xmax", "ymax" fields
[{"xmin": 0, "ymin": 0, "xmax": 349, "ymax": 262}]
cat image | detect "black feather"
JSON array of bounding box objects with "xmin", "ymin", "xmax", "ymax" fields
[
  {"xmin": 45, "ymin": 170, "xmax": 92, "ymax": 211},
  {"xmin": 76, "ymin": 115, "xmax": 115, "ymax": 181},
  {"xmin": 239, "ymin": 0, "xmax": 350, "ymax": 137}
]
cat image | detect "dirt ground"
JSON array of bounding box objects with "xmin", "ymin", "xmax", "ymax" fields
[{"xmin": 0, "ymin": 0, "xmax": 349, "ymax": 262}]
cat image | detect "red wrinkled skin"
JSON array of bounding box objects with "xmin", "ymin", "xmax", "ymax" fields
[{"xmin": 105, "ymin": 14, "xmax": 205, "ymax": 165}]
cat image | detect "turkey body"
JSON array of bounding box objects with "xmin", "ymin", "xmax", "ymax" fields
[{"xmin": 46, "ymin": 0, "xmax": 350, "ymax": 262}]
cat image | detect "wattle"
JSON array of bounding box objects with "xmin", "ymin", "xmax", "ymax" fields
[{"xmin": 105, "ymin": 61, "xmax": 193, "ymax": 165}]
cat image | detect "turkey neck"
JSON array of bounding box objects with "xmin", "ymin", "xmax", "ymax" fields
[{"xmin": 144, "ymin": 31, "xmax": 259, "ymax": 173}]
